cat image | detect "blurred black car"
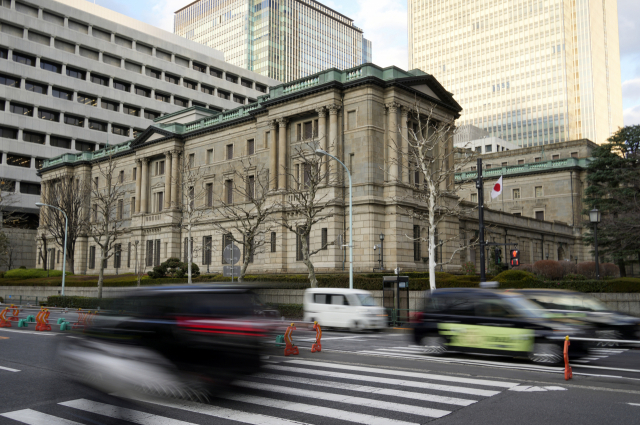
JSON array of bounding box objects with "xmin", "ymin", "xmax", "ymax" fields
[
  {"xmin": 412, "ymin": 288, "xmax": 591, "ymax": 364},
  {"xmin": 59, "ymin": 285, "xmax": 271, "ymax": 399},
  {"xmin": 510, "ymin": 289, "xmax": 640, "ymax": 346}
]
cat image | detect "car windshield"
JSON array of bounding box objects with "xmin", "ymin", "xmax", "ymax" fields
[
  {"xmin": 503, "ymin": 295, "xmax": 549, "ymax": 319},
  {"xmin": 356, "ymin": 294, "xmax": 378, "ymax": 306},
  {"xmin": 528, "ymin": 293, "xmax": 610, "ymax": 312}
]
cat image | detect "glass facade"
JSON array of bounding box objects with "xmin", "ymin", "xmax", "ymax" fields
[
  {"xmin": 408, "ymin": 0, "xmax": 622, "ymax": 146},
  {"xmin": 174, "ymin": 0, "xmax": 370, "ymax": 83}
]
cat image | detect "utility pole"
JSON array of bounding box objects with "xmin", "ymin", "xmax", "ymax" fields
[{"xmin": 476, "ymin": 158, "xmax": 486, "ymax": 282}]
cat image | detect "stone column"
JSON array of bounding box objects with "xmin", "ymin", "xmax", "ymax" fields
[
  {"xmin": 268, "ymin": 120, "xmax": 277, "ymax": 191},
  {"xmin": 171, "ymin": 150, "xmax": 180, "ymax": 208},
  {"xmin": 140, "ymin": 158, "xmax": 149, "ymax": 214},
  {"xmin": 164, "ymin": 151, "xmax": 172, "ymax": 210},
  {"xmin": 386, "ymin": 102, "xmax": 400, "ymax": 182},
  {"xmin": 134, "ymin": 159, "xmax": 142, "ymax": 213},
  {"xmin": 328, "ymin": 104, "xmax": 341, "ymax": 181},
  {"xmin": 401, "ymin": 107, "xmax": 410, "ymax": 184},
  {"xmin": 316, "ymin": 107, "xmax": 327, "ymax": 178},
  {"xmin": 277, "ymin": 118, "xmax": 288, "ymax": 190}
]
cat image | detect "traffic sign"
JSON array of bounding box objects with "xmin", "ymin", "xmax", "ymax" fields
[
  {"xmin": 223, "ymin": 265, "xmax": 242, "ymax": 277},
  {"xmin": 223, "ymin": 243, "xmax": 241, "ymax": 264}
]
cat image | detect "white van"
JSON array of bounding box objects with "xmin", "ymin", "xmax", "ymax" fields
[{"xmin": 303, "ymin": 288, "xmax": 387, "ymax": 331}]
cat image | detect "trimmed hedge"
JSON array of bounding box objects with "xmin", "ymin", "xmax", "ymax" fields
[
  {"xmin": 500, "ymin": 277, "xmax": 640, "ymax": 293},
  {"xmin": 4, "ymin": 268, "xmax": 71, "ymax": 279},
  {"xmin": 46, "ymin": 296, "xmax": 116, "ymax": 309},
  {"xmin": 494, "ymin": 270, "xmax": 541, "ymax": 285},
  {"xmin": 267, "ymin": 303, "xmax": 303, "ymax": 319}
]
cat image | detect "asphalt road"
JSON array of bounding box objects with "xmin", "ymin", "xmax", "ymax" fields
[{"xmin": 1, "ymin": 320, "xmax": 640, "ymax": 425}]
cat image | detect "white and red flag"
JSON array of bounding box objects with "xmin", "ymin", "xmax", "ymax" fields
[{"xmin": 490, "ymin": 176, "xmax": 503, "ymax": 199}]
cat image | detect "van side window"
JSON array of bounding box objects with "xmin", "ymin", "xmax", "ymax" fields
[
  {"xmin": 331, "ymin": 295, "xmax": 347, "ymax": 305},
  {"xmin": 439, "ymin": 296, "xmax": 475, "ymax": 316},
  {"xmin": 314, "ymin": 294, "xmax": 327, "ymax": 304},
  {"xmin": 476, "ymin": 299, "xmax": 513, "ymax": 318}
]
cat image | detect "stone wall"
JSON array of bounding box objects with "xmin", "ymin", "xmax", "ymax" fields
[{"xmin": 0, "ymin": 228, "xmax": 38, "ymax": 271}]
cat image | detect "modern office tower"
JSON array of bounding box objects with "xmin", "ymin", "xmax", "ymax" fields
[
  {"xmin": 408, "ymin": 0, "xmax": 623, "ymax": 147},
  {"xmin": 0, "ymin": 0, "xmax": 275, "ymax": 269},
  {"xmin": 362, "ymin": 38, "xmax": 372, "ymax": 63},
  {"xmin": 174, "ymin": 0, "xmax": 371, "ymax": 82}
]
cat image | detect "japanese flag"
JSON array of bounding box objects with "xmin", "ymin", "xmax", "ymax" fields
[{"xmin": 491, "ymin": 176, "xmax": 503, "ymax": 199}]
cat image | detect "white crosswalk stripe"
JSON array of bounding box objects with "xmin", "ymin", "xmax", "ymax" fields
[{"xmin": 0, "ymin": 359, "xmax": 518, "ymax": 425}]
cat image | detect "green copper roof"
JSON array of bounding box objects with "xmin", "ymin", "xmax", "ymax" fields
[{"xmin": 455, "ymin": 157, "xmax": 592, "ymax": 181}]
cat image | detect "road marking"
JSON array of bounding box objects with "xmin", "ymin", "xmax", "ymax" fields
[
  {"xmin": 235, "ymin": 380, "xmax": 452, "ymax": 418},
  {"xmin": 0, "ymin": 328, "xmax": 58, "ymax": 336},
  {"xmin": 0, "ymin": 365, "xmax": 20, "ymax": 372},
  {"xmin": 508, "ymin": 386, "xmax": 567, "ymax": 392},
  {"xmin": 119, "ymin": 393, "xmax": 312, "ymax": 425},
  {"xmin": 59, "ymin": 399, "xmax": 195, "ymax": 425},
  {"xmin": 222, "ymin": 393, "xmax": 420, "ymax": 425},
  {"xmin": 252, "ymin": 372, "xmax": 477, "ymax": 406},
  {"xmin": 264, "ymin": 365, "xmax": 502, "ymax": 397},
  {"xmin": 570, "ymin": 364, "xmax": 640, "ymax": 373},
  {"xmin": 629, "ymin": 403, "xmax": 640, "ymax": 406},
  {"xmin": 286, "ymin": 359, "xmax": 520, "ymax": 388},
  {"xmin": 0, "ymin": 409, "xmax": 83, "ymax": 424}
]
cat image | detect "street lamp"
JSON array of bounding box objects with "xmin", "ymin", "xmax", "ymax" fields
[
  {"xmin": 315, "ymin": 148, "xmax": 353, "ymax": 289},
  {"xmin": 589, "ymin": 208, "xmax": 601, "ymax": 280},
  {"xmin": 36, "ymin": 202, "xmax": 67, "ymax": 295}
]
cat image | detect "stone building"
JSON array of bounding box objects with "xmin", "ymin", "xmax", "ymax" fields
[{"xmin": 37, "ymin": 64, "xmax": 593, "ymax": 276}]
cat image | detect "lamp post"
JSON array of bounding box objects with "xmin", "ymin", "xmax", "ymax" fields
[
  {"xmin": 315, "ymin": 148, "xmax": 353, "ymax": 289},
  {"xmin": 36, "ymin": 203, "xmax": 67, "ymax": 295},
  {"xmin": 589, "ymin": 208, "xmax": 601, "ymax": 280}
]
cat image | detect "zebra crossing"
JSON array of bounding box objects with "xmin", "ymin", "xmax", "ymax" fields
[
  {"xmin": 0, "ymin": 359, "xmax": 522, "ymax": 425},
  {"xmin": 571, "ymin": 347, "xmax": 629, "ymax": 364}
]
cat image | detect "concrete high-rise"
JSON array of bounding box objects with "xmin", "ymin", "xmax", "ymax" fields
[
  {"xmin": 174, "ymin": 0, "xmax": 371, "ymax": 83},
  {"xmin": 408, "ymin": 0, "xmax": 623, "ymax": 146}
]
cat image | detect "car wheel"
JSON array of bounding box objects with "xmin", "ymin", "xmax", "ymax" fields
[
  {"xmin": 529, "ymin": 342, "xmax": 563, "ymax": 364},
  {"xmin": 420, "ymin": 335, "xmax": 447, "ymax": 355},
  {"xmin": 350, "ymin": 321, "xmax": 362, "ymax": 333}
]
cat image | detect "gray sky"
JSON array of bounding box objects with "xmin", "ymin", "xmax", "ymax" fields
[{"xmin": 91, "ymin": 0, "xmax": 640, "ymax": 125}]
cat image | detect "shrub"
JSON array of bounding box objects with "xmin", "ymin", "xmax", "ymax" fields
[
  {"xmin": 564, "ymin": 273, "xmax": 587, "ymax": 281},
  {"xmin": 559, "ymin": 261, "xmax": 577, "ymax": 277},
  {"xmin": 461, "ymin": 262, "xmax": 476, "ymax": 276},
  {"xmin": 577, "ymin": 262, "xmax": 597, "ymax": 279},
  {"xmin": 0, "ymin": 271, "xmax": 4, "ymax": 278},
  {"xmin": 494, "ymin": 270, "xmax": 540, "ymax": 284},
  {"xmin": 19, "ymin": 266, "xmax": 26, "ymax": 269},
  {"xmin": 514, "ymin": 264, "xmax": 533, "ymax": 273},
  {"xmin": 46, "ymin": 296, "xmax": 117, "ymax": 309},
  {"xmin": 533, "ymin": 260, "xmax": 564, "ymax": 281},
  {"xmin": 0, "ymin": 296, "xmax": 3, "ymax": 303},
  {"xmin": 266, "ymin": 303, "xmax": 303, "ymax": 319},
  {"xmin": 148, "ymin": 258, "xmax": 200, "ymax": 279},
  {"xmin": 601, "ymin": 263, "xmax": 620, "ymax": 278},
  {"xmin": 5, "ymin": 268, "xmax": 71, "ymax": 279}
]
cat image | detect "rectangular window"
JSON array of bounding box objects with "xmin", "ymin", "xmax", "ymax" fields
[
  {"xmin": 23, "ymin": 131, "xmax": 44, "ymax": 144},
  {"xmin": 486, "ymin": 164, "xmax": 492, "ymax": 169},
  {"xmin": 135, "ymin": 86, "xmax": 151, "ymax": 97},
  {"xmin": 247, "ymin": 139, "xmax": 255, "ymax": 155},
  {"xmin": 50, "ymin": 136, "xmax": 71, "ymax": 148},
  {"xmin": 206, "ymin": 149, "xmax": 213, "ymax": 164},
  {"xmin": 206, "ymin": 183, "xmax": 213, "ymax": 207},
  {"xmin": 118, "ymin": 170, "xmax": 124, "ymax": 184},
  {"xmin": 63, "ymin": 114, "xmax": 84, "ymax": 127},
  {"xmin": 146, "ymin": 240, "xmax": 154, "ymax": 267},
  {"xmin": 89, "ymin": 246, "xmax": 96, "ymax": 269},
  {"xmin": 10, "ymin": 102, "xmax": 33, "ymax": 116},
  {"xmin": 144, "ymin": 110, "xmax": 160, "ymax": 120},
  {"xmin": 188, "ymin": 153, "xmax": 195, "ymax": 167},
  {"xmin": 193, "ymin": 62, "xmax": 206, "ymax": 73},
  {"xmin": 13, "ymin": 52, "xmax": 36, "ymax": 67},
  {"xmin": 255, "ymin": 84, "xmax": 267, "ymax": 93},
  {"xmin": 66, "ymin": 67, "xmax": 85, "ymax": 80},
  {"xmin": 517, "ymin": 159, "xmax": 525, "ymax": 165},
  {"xmin": 174, "ymin": 97, "xmax": 188, "ymax": 107},
  {"xmin": 570, "ymin": 152, "xmax": 578, "ymax": 158},
  {"xmin": 218, "ymin": 91, "xmax": 230, "ymax": 100},
  {"xmin": 77, "ymin": 93, "xmax": 97, "ymax": 106},
  {"xmin": 123, "ymin": 105, "xmax": 140, "ymax": 116},
  {"xmin": 35, "ymin": 158, "xmax": 43, "ymax": 170},
  {"xmin": 89, "ymin": 120, "xmax": 107, "ymax": 132},
  {"xmin": 484, "ymin": 145, "xmax": 492, "ymax": 153},
  {"xmin": 183, "ymin": 79, "xmax": 197, "ymax": 90},
  {"xmin": 52, "ymin": 87, "xmax": 73, "ymax": 100},
  {"xmin": 117, "ymin": 199, "xmax": 123, "ymax": 219},
  {"xmin": 19, "ymin": 182, "xmax": 40, "ymax": 195},
  {"xmin": 471, "ymin": 193, "xmax": 478, "ymax": 203},
  {"xmin": 40, "ymin": 60, "xmax": 62, "ymax": 74},
  {"xmin": 101, "ymin": 99, "xmax": 118, "ymax": 111},
  {"xmin": 241, "ymin": 79, "xmax": 252, "ymax": 88},
  {"xmin": 0, "ymin": 73, "xmax": 20, "ymax": 88},
  {"xmin": 127, "ymin": 242, "xmax": 131, "ymax": 268},
  {"xmin": 155, "ymin": 92, "xmax": 170, "ymax": 103},
  {"xmin": 552, "ymin": 154, "xmax": 559, "ymax": 160},
  {"xmin": 155, "ymin": 160, "xmax": 165, "ymax": 176},
  {"xmin": 321, "ymin": 228, "xmax": 328, "ymax": 250},
  {"xmin": 513, "ymin": 188, "xmax": 521, "ymax": 199},
  {"xmin": 156, "ymin": 192, "xmax": 164, "ymax": 212},
  {"xmin": 233, "ymin": 95, "xmax": 244, "ymax": 104},
  {"xmin": 114, "ymin": 244, "xmax": 122, "ymax": 268},
  {"xmin": 534, "ymin": 157, "xmax": 541, "ymax": 163},
  {"xmin": 535, "ymin": 186, "xmax": 543, "ymax": 198},
  {"xmin": 201, "ymin": 85, "xmax": 214, "ymax": 95},
  {"xmin": 26, "ymin": 81, "xmax": 47, "ymax": 94},
  {"xmin": 210, "ymin": 68, "xmax": 222, "ymax": 78},
  {"xmin": 413, "ymin": 225, "xmax": 421, "ymax": 261},
  {"xmin": 270, "ymin": 232, "xmax": 276, "ymax": 252},
  {"xmin": 304, "ymin": 121, "xmax": 313, "ymax": 139},
  {"xmin": 0, "ymin": 48, "xmax": 8, "ymax": 59},
  {"xmin": 0, "ymin": 126, "xmax": 18, "ymax": 139},
  {"xmin": 90, "ymin": 74, "xmax": 109, "ymax": 86},
  {"xmin": 226, "ymin": 144, "xmax": 233, "ymax": 160},
  {"xmin": 75, "ymin": 140, "xmax": 95, "ymax": 152},
  {"xmin": 501, "ymin": 162, "xmax": 508, "ymax": 167},
  {"xmin": 165, "ymin": 74, "xmax": 179, "ymax": 85},
  {"xmin": 247, "ymin": 175, "xmax": 255, "ymax": 200},
  {"xmin": 535, "ymin": 211, "xmax": 544, "ymax": 221},
  {"xmin": 113, "ymin": 80, "xmax": 130, "ymax": 92},
  {"xmin": 225, "ymin": 180, "xmax": 233, "ymax": 204},
  {"xmin": 203, "ymin": 236, "xmax": 212, "ymax": 265},
  {"xmin": 112, "ymin": 124, "xmax": 129, "ymax": 137},
  {"xmin": 226, "ymin": 74, "xmax": 238, "ymax": 84}
]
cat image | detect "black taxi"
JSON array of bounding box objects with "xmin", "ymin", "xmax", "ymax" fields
[{"xmin": 412, "ymin": 288, "xmax": 591, "ymax": 363}]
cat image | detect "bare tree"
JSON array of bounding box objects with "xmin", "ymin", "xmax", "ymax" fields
[
  {"xmin": 85, "ymin": 155, "xmax": 127, "ymax": 298},
  {"xmin": 38, "ymin": 233, "xmax": 48, "ymax": 271},
  {"xmin": 279, "ymin": 143, "xmax": 338, "ymax": 287},
  {"xmin": 174, "ymin": 152, "xmax": 209, "ymax": 284},
  {"xmin": 40, "ymin": 173, "xmax": 89, "ymax": 275},
  {"xmin": 390, "ymin": 102, "xmax": 477, "ymax": 291},
  {"xmin": 211, "ymin": 161, "xmax": 276, "ymax": 281}
]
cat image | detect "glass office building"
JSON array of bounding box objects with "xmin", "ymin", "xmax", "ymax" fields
[
  {"xmin": 175, "ymin": 0, "xmax": 371, "ymax": 83},
  {"xmin": 408, "ymin": 0, "xmax": 623, "ymax": 146}
]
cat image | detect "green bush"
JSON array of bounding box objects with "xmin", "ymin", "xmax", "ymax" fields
[
  {"xmin": 4, "ymin": 268, "xmax": 71, "ymax": 279},
  {"xmin": 494, "ymin": 270, "xmax": 540, "ymax": 284},
  {"xmin": 461, "ymin": 262, "xmax": 476, "ymax": 276},
  {"xmin": 148, "ymin": 258, "xmax": 200, "ymax": 279},
  {"xmin": 19, "ymin": 266, "xmax": 26, "ymax": 269},
  {"xmin": 0, "ymin": 296, "xmax": 4, "ymax": 303},
  {"xmin": 266, "ymin": 303, "xmax": 303, "ymax": 319},
  {"xmin": 564, "ymin": 274, "xmax": 587, "ymax": 281},
  {"xmin": 46, "ymin": 296, "xmax": 116, "ymax": 309},
  {"xmin": 0, "ymin": 271, "xmax": 5, "ymax": 278}
]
